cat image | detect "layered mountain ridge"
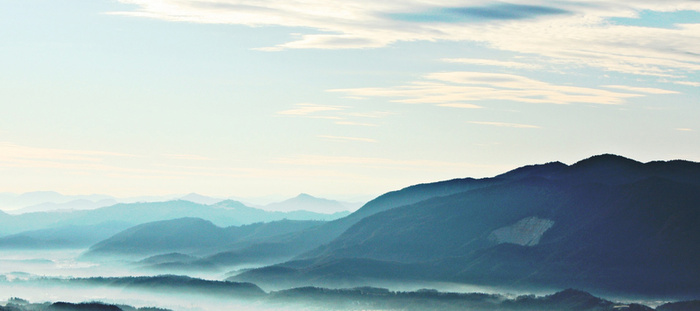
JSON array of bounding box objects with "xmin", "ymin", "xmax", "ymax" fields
[{"xmin": 231, "ymin": 154, "xmax": 700, "ymax": 298}]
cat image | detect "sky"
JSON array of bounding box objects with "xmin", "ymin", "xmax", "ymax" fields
[{"xmin": 1, "ymin": 0, "xmax": 699, "ymax": 199}]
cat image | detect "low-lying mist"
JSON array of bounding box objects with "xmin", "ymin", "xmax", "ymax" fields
[{"xmin": 0, "ymin": 248, "xmax": 692, "ymax": 311}]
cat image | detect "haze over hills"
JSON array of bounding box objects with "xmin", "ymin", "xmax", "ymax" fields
[
  {"xmin": 226, "ymin": 154, "xmax": 700, "ymax": 298},
  {"xmin": 14, "ymin": 198, "xmax": 120, "ymax": 214},
  {"xmin": 85, "ymin": 218, "xmax": 324, "ymax": 260},
  {"xmin": 0, "ymin": 222, "xmax": 132, "ymax": 249},
  {"xmin": 0, "ymin": 199, "xmax": 348, "ymax": 239},
  {"xmin": 0, "ymin": 191, "xmax": 362, "ymax": 215},
  {"xmin": 0, "ymin": 192, "xmax": 116, "ymax": 212},
  {"xmin": 263, "ymin": 193, "xmax": 362, "ymax": 213}
]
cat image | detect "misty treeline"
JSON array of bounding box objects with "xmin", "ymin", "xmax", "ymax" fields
[
  {"xmin": 0, "ymin": 297, "xmax": 169, "ymax": 311},
  {"xmin": 5, "ymin": 276, "xmax": 700, "ymax": 311}
]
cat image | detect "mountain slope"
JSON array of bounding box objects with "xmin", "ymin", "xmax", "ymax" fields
[
  {"xmin": 234, "ymin": 155, "xmax": 700, "ymax": 298},
  {"xmin": 0, "ymin": 221, "xmax": 131, "ymax": 249},
  {"xmin": 85, "ymin": 218, "xmax": 325, "ymax": 259},
  {"xmin": 239, "ymin": 176, "xmax": 506, "ymax": 261}
]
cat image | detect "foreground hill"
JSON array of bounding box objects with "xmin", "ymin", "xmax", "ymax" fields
[{"xmin": 233, "ymin": 155, "xmax": 700, "ymax": 298}]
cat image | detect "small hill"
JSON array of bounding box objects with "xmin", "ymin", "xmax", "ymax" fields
[{"xmin": 85, "ymin": 218, "xmax": 325, "ymax": 259}]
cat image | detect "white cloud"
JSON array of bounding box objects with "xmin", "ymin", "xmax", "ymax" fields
[
  {"xmin": 469, "ymin": 121, "xmax": 541, "ymax": 129},
  {"xmin": 673, "ymin": 81, "xmax": 700, "ymax": 87},
  {"xmin": 111, "ymin": 1, "xmax": 700, "ymax": 79},
  {"xmin": 278, "ymin": 103, "xmax": 392, "ymax": 127},
  {"xmin": 602, "ymin": 85, "xmax": 680, "ymax": 94},
  {"xmin": 331, "ymin": 71, "xmax": 644, "ymax": 105},
  {"xmin": 442, "ymin": 58, "xmax": 541, "ymax": 69},
  {"xmin": 277, "ymin": 103, "xmax": 345, "ymax": 116},
  {"xmin": 438, "ymin": 103, "xmax": 483, "ymax": 109},
  {"xmin": 676, "ymin": 128, "xmax": 694, "ymax": 131}
]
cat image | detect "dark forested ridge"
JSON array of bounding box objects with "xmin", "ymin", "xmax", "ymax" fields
[{"xmin": 233, "ymin": 154, "xmax": 700, "ymax": 298}]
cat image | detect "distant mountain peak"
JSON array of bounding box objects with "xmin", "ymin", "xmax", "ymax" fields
[
  {"xmin": 296, "ymin": 193, "xmax": 314, "ymax": 198},
  {"xmin": 264, "ymin": 194, "xmax": 351, "ymax": 213},
  {"xmin": 572, "ymin": 153, "xmax": 641, "ymax": 167},
  {"xmin": 179, "ymin": 193, "xmax": 224, "ymax": 205}
]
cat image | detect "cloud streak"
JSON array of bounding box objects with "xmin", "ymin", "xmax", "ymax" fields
[
  {"xmin": 442, "ymin": 58, "xmax": 541, "ymax": 69},
  {"xmin": 277, "ymin": 103, "xmax": 391, "ymax": 127},
  {"xmin": 277, "ymin": 103, "xmax": 345, "ymax": 116},
  {"xmin": 331, "ymin": 71, "xmax": 646, "ymax": 106},
  {"xmin": 602, "ymin": 85, "xmax": 680, "ymax": 94}
]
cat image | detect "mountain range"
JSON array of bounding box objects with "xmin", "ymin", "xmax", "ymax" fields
[
  {"xmin": 0, "ymin": 191, "xmax": 361, "ymax": 214},
  {"xmin": 225, "ymin": 154, "xmax": 700, "ymax": 298},
  {"xmin": 0, "ymin": 199, "xmax": 348, "ymax": 247},
  {"xmin": 10, "ymin": 153, "xmax": 697, "ymax": 300}
]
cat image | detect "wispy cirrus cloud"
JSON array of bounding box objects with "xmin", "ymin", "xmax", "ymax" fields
[
  {"xmin": 671, "ymin": 81, "xmax": 700, "ymax": 87},
  {"xmin": 602, "ymin": 85, "xmax": 680, "ymax": 94},
  {"xmin": 331, "ymin": 71, "xmax": 645, "ymax": 106},
  {"xmin": 110, "ymin": 1, "xmax": 700, "ymax": 80},
  {"xmin": 442, "ymin": 58, "xmax": 541, "ymax": 70},
  {"xmin": 277, "ymin": 103, "xmax": 345, "ymax": 116},
  {"xmin": 277, "ymin": 103, "xmax": 390, "ymax": 128}
]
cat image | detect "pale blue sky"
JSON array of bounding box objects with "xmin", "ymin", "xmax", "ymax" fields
[{"xmin": 1, "ymin": 0, "xmax": 699, "ymax": 199}]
